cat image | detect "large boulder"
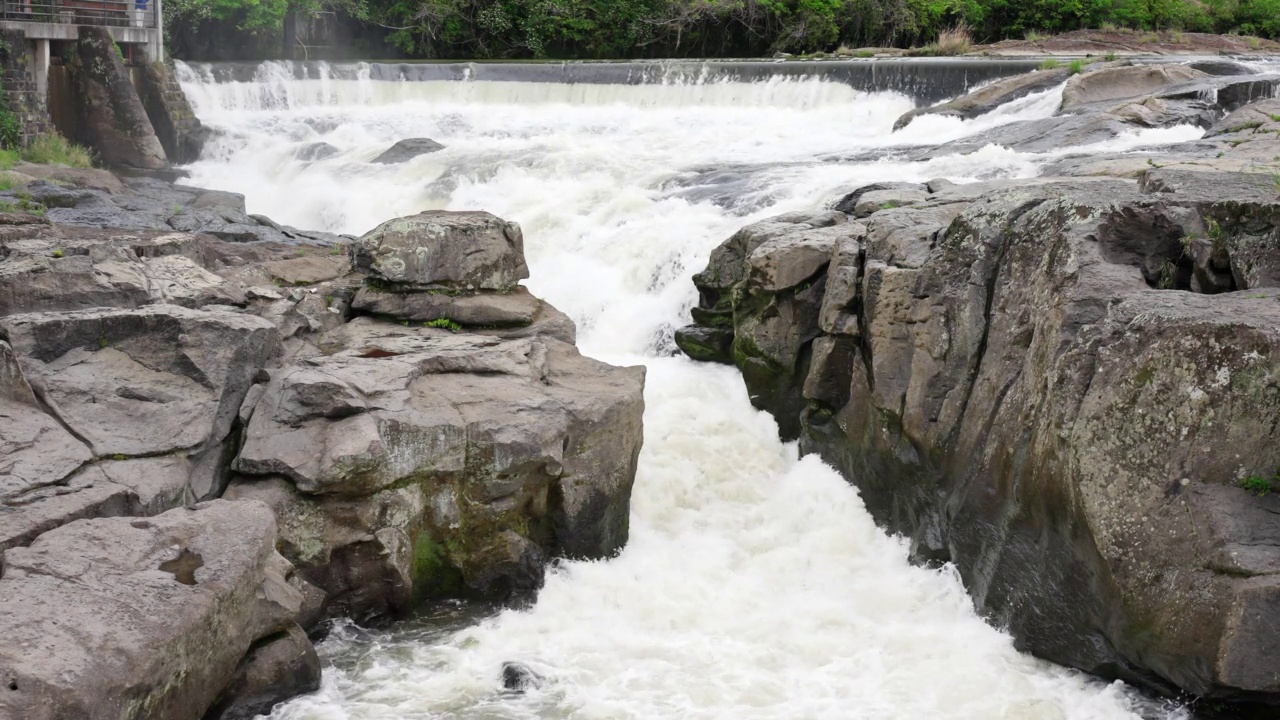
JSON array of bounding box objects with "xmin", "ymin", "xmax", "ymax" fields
[
  {"xmin": 0, "ymin": 500, "xmax": 315, "ymax": 720},
  {"xmin": 678, "ymin": 173, "xmax": 1280, "ymax": 710},
  {"xmin": 351, "ymin": 211, "xmax": 529, "ymax": 290},
  {"xmin": 1060, "ymin": 63, "xmax": 1207, "ymax": 109},
  {"xmin": 230, "ymin": 316, "xmax": 645, "ymax": 620}
]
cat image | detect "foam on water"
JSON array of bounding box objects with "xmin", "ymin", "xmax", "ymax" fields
[{"xmin": 175, "ymin": 63, "xmax": 1196, "ymax": 720}]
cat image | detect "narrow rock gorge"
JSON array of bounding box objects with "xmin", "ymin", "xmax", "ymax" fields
[{"xmin": 677, "ymin": 62, "xmax": 1280, "ymax": 712}]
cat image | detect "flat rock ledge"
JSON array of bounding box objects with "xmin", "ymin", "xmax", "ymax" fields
[
  {"xmin": 0, "ymin": 200, "xmax": 644, "ymax": 717},
  {"xmin": 678, "ymin": 65, "xmax": 1280, "ymax": 717}
]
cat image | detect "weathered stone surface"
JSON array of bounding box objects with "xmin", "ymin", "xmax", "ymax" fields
[
  {"xmin": 0, "ymin": 500, "xmax": 312, "ymax": 720},
  {"xmin": 261, "ymin": 255, "xmax": 350, "ymax": 286},
  {"xmin": 851, "ymin": 188, "xmax": 929, "ymax": 218},
  {"xmin": 71, "ymin": 28, "xmax": 167, "ymax": 170},
  {"xmin": 206, "ymin": 624, "xmax": 321, "ymax": 720},
  {"xmin": 1061, "ymin": 63, "xmax": 1207, "ymax": 108},
  {"xmin": 371, "ymin": 137, "xmax": 446, "ymax": 164},
  {"xmin": 1, "ymin": 306, "xmax": 280, "ymax": 499},
  {"xmin": 352, "ymin": 285, "xmax": 542, "ymax": 326},
  {"xmin": 688, "ymin": 211, "xmax": 861, "ymax": 438},
  {"xmin": 352, "ymin": 211, "xmax": 529, "ymax": 290},
  {"xmin": 679, "ymin": 171, "xmax": 1280, "ymax": 708},
  {"xmin": 231, "ymin": 316, "xmax": 644, "ymax": 618}
]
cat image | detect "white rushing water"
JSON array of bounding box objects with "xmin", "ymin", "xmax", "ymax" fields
[{"xmin": 177, "ymin": 61, "xmax": 1198, "ymax": 720}]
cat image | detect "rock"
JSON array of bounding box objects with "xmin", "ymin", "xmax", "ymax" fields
[
  {"xmin": 0, "ymin": 500, "xmax": 313, "ymax": 720},
  {"xmin": 680, "ymin": 174, "xmax": 1280, "ymax": 707},
  {"xmin": 1187, "ymin": 60, "xmax": 1256, "ymax": 76},
  {"xmin": 1060, "ymin": 63, "xmax": 1207, "ymax": 109},
  {"xmin": 351, "ymin": 285, "xmax": 542, "ymax": 326},
  {"xmin": 371, "ymin": 138, "xmax": 446, "ymax": 164},
  {"xmin": 261, "ymin": 255, "xmax": 349, "ymax": 286},
  {"xmin": 352, "ymin": 211, "xmax": 529, "ymax": 291},
  {"xmin": 0, "ymin": 306, "xmax": 280, "ymax": 499},
  {"xmin": 501, "ymin": 661, "xmax": 543, "ymax": 692},
  {"xmin": 231, "ymin": 317, "xmax": 644, "ymax": 618},
  {"xmin": 190, "ymin": 189, "xmax": 247, "ymax": 212},
  {"xmin": 832, "ymin": 183, "xmax": 925, "ymax": 215},
  {"xmin": 70, "ymin": 28, "xmax": 167, "ymax": 170},
  {"xmin": 894, "ymin": 66, "xmax": 1074, "ymax": 130},
  {"xmin": 297, "ymin": 142, "xmax": 340, "ymax": 162},
  {"xmin": 851, "ymin": 188, "xmax": 929, "ymax": 218},
  {"xmin": 205, "ymin": 624, "xmax": 321, "ymax": 720},
  {"xmin": 673, "ymin": 325, "xmax": 734, "ymax": 364},
  {"xmin": 12, "ymin": 163, "xmax": 124, "ymax": 194},
  {"xmin": 684, "ymin": 211, "xmax": 862, "ymax": 438}
]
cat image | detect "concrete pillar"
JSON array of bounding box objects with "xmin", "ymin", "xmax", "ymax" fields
[
  {"xmin": 149, "ymin": 0, "xmax": 165, "ymax": 63},
  {"xmin": 32, "ymin": 39, "xmax": 49, "ymax": 109}
]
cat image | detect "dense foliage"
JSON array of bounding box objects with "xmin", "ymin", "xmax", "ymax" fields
[{"xmin": 168, "ymin": 0, "xmax": 1280, "ymax": 59}]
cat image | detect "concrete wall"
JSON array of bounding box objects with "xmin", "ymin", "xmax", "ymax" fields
[{"xmin": 0, "ymin": 31, "xmax": 54, "ymax": 145}]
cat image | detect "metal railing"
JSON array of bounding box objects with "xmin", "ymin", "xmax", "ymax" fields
[{"xmin": 1, "ymin": 0, "xmax": 157, "ymax": 28}]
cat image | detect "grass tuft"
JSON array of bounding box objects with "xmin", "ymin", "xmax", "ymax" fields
[{"xmin": 19, "ymin": 134, "xmax": 93, "ymax": 168}]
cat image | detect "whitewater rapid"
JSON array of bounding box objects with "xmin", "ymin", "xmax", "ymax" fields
[{"xmin": 177, "ymin": 61, "xmax": 1197, "ymax": 720}]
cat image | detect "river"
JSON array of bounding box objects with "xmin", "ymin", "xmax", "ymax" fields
[{"xmin": 176, "ymin": 60, "xmax": 1199, "ymax": 720}]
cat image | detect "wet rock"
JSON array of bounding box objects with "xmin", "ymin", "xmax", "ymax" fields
[
  {"xmin": 673, "ymin": 325, "xmax": 734, "ymax": 364},
  {"xmin": 297, "ymin": 142, "xmax": 340, "ymax": 161},
  {"xmin": 206, "ymin": 624, "xmax": 321, "ymax": 720},
  {"xmin": 352, "ymin": 210, "xmax": 529, "ymax": 290},
  {"xmin": 894, "ymin": 66, "xmax": 1074, "ymax": 130},
  {"xmin": 501, "ymin": 661, "xmax": 543, "ymax": 692},
  {"xmin": 371, "ymin": 138, "xmax": 445, "ymax": 164},
  {"xmin": 1187, "ymin": 60, "xmax": 1256, "ymax": 76},
  {"xmin": 0, "ymin": 500, "xmax": 313, "ymax": 720}
]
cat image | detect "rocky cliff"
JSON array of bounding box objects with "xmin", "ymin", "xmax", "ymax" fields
[
  {"xmin": 0, "ymin": 173, "xmax": 644, "ymax": 717},
  {"xmin": 677, "ymin": 61, "xmax": 1280, "ymax": 714}
]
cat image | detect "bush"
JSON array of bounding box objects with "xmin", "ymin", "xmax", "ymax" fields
[{"xmin": 21, "ymin": 134, "xmax": 93, "ymax": 168}]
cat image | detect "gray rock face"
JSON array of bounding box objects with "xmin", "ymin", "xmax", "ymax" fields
[
  {"xmin": 680, "ymin": 211, "xmax": 862, "ymax": 438},
  {"xmin": 207, "ymin": 624, "xmax": 321, "ymax": 720},
  {"xmin": 371, "ymin": 138, "xmax": 446, "ymax": 164},
  {"xmin": 226, "ymin": 316, "xmax": 645, "ymax": 620},
  {"xmin": 1060, "ymin": 63, "xmax": 1207, "ymax": 108},
  {"xmin": 352, "ymin": 285, "xmax": 542, "ymax": 326},
  {"xmin": 0, "ymin": 500, "xmax": 314, "ymax": 720},
  {"xmin": 352, "ymin": 211, "xmax": 529, "ymax": 290},
  {"xmin": 678, "ymin": 172, "xmax": 1280, "ymax": 707},
  {"xmin": 230, "ymin": 316, "xmax": 645, "ymax": 618},
  {"xmin": 1, "ymin": 306, "xmax": 280, "ymax": 499}
]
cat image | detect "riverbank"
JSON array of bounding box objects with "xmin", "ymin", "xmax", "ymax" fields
[{"xmin": 0, "ymin": 144, "xmax": 646, "ymax": 718}]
